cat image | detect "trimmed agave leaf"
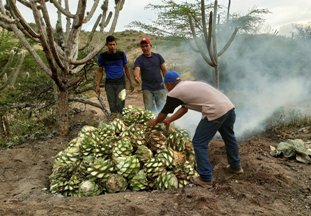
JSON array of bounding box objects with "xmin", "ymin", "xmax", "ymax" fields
[
  {"xmin": 66, "ymin": 174, "xmax": 83, "ymax": 196},
  {"xmin": 156, "ymin": 147, "xmax": 175, "ymax": 168},
  {"xmin": 135, "ymin": 145, "xmax": 153, "ymax": 163},
  {"xmin": 80, "ymin": 125, "xmax": 97, "ymax": 134},
  {"xmin": 106, "ymin": 174, "xmax": 127, "ymax": 193},
  {"xmin": 115, "ymin": 156, "xmax": 140, "ymax": 179},
  {"xmin": 111, "ymin": 118, "xmax": 127, "ymax": 134},
  {"xmin": 55, "ymin": 147, "xmax": 80, "ymax": 164},
  {"xmin": 144, "ymin": 158, "xmax": 166, "ymax": 178},
  {"xmin": 167, "ymin": 131, "xmax": 185, "ymax": 152},
  {"xmin": 86, "ymin": 158, "xmax": 114, "ymax": 182},
  {"xmin": 186, "ymin": 153, "xmax": 197, "ymax": 169},
  {"xmin": 154, "ymin": 171, "xmax": 178, "ymax": 190},
  {"xmin": 123, "ymin": 107, "xmax": 144, "ymax": 126},
  {"xmin": 79, "ymin": 180, "xmax": 102, "ymax": 196},
  {"xmin": 68, "ymin": 137, "xmax": 84, "ymax": 148},
  {"xmin": 178, "ymin": 179, "xmax": 190, "ymax": 188},
  {"xmin": 147, "ymin": 131, "xmax": 167, "ymax": 153},
  {"xmin": 98, "ymin": 124, "xmax": 115, "ymax": 139},
  {"xmin": 130, "ymin": 170, "xmax": 149, "ymax": 191},
  {"xmin": 80, "ymin": 136, "xmax": 97, "ymax": 157},
  {"xmin": 113, "ymin": 138, "xmax": 133, "ymax": 158},
  {"xmin": 78, "ymin": 155, "xmax": 95, "ymax": 175},
  {"xmin": 93, "ymin": 136, "xmax": 115, "ymax": 157}
]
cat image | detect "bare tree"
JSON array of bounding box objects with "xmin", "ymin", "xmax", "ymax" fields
[
  {"xmin": 0, "ymin": 0, "xmax": 125, "ymax": 136},
  {"xmin": 188, "ymin": 0, "xmax": 238, "ymax": 89}
]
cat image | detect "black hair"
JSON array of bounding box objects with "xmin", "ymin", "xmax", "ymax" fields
[{"xmin": 106, "ymin": 36, "xmax": 116, "ymax": 44}]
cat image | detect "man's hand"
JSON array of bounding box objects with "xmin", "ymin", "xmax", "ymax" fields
[
  {"xmin": 130, "ymin": 83, "xmax": 135, "ymax": 92},
  {"xmin": 147, "ymin": 119, "xmax": 158, "ymax": 127},
  {"xmin": 95, "ymin": 86, "xmax": 101, "ymax": 95},
  {"xmin": 163, "ymin": 119, "xmax": 171, "ymax": 132},
  {"xmin": 134, "ymin": 76, "xmax": 140, "ymax": 84}
]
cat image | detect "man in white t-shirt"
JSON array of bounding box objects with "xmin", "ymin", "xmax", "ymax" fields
[{"xmin": 148, "ymin": 71, "xmax": 243, "ymax": 189}]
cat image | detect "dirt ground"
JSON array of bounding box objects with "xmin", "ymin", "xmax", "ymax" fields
[{"xmin": 1, "ymin": 90, "xmax": 311, "ymax": 216}]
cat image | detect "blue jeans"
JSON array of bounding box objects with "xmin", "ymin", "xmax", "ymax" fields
[
  {"xmin": 142, "ymin": 89, "xmax": 167, "ymax": 114},
  {"xmin": 192, "ymin": 109, "xmax": 241, "ymax": 182}
]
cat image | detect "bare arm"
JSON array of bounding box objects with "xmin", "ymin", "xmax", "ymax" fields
[
  {"xmin": 133, "ymin": 67, "xmax": 141, "ymax": 84},
  {"xmin": 95, "ymin": 66, "xmax": 104, "ymax": 95},
  {"xmin": 160, "ymin": 63, "xmax": 168, "ymax": 76},
  {"xmin": 124, "ymin": 64, "xmax": 134, "ymax": 92},
  {"xmin": 166, "ymin": 107, "xmax": 188, "ymax": 123},
  {"xmin": 163, "ymin": 107, "xmax": 188, "ymax": 131},
  {"xmin": 147, "ymin": 112, "xmax": 168, "ymax": 127}
]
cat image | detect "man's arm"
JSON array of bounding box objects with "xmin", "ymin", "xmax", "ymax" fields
[
  {"xmin": 133, "ymin": 67, "xmax": 141, "ymax": 84},
  {"xmin": 95, "ymin": 66, "xmax": 104, "ymax": 95},
  {"xmin": 160, "ymin": 63, "xmax": 168, "ymax": 76},
  {"xmin": 147, "ymin": 112, "xmax": 167, "ymax": 127},
  {"xmin": 124, "ymin": 64, "xmax": 134, "ymax": 92},
  {"xmin": 166, "ymin": 107, "xmax": 188, "ymax": 123}
]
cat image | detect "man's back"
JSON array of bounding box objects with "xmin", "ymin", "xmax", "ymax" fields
[{"xmin": 168, "ymin": 81, "xmax": 234, "ymax": 121}]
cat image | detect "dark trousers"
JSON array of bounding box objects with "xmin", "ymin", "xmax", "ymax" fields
[
  {"xmin": 192, "ymin": 109, "xmax": 241, "ymax": 182},
  {"xmin": 105, "ymin": 82, "xmax": 125, "ymax": 114}
]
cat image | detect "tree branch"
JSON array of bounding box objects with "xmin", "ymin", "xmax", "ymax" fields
[
  {"xmin": 0, "ymin": 0, "xmax": 52, "ymax": 77},
  {"xmin": 212, "ymin": 0, "xmax": 218, "ymax": 65},
  {"xmin": 79, "ymin": 14, "xmax": 101, "ymax": 51},
  {"xmin": 40, "ymin": 0, "xmax": 65, "ymax": 70},
  {"xmin": 8, "ymin": 0, "xmax": 40, "ymax": 38},
  {"xmin": 30, "ymin": 0, "xmax": 64, "ymax": 90},
  {"xmin": 73, "ymin": 84, "xmax": 105, "ymax": 94},
  {"xmin": 66, "ymin": 76, "xmax": 81, "ymax": 88},
  {"xmin": 71, "ymin": 0, "xmax": 124, "ymax": 65},
  {"xmin": 188, "ymin": 13, "xmax": 215, "ymax": 67},
  {"xmin": 201, "ymin": 0, "xmax": 216, "ymax": 65},
  {"xmin": 50, "ymin": 0, "xmax": 75, "ymax": 18},
  {"xmin": 217, "ymin": 27, "xmax": 238, "ymax": 57},
  {"xmin": 83, "ymin": 0, "xmax": 100, "ymax": 23},
  {"xmin": 68, "ymin": 96, "xmax": 110, "ymax": 117},
  {"xmin": 0, "ymin": 13, "xmax": 19, "ymax": 24}
]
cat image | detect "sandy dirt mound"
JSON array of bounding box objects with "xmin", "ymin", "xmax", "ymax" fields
[{"xmin": 1, "ymin": 91, "xmax": 311, "ymax": 216}]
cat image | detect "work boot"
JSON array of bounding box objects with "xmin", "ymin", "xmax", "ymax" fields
[
  {"xmin": 227, "ymin": 165, "xmax": 244, "ymax": 175},
  {"xmin": 190, "ymin": 176, "xmax": 213, "ymax": 189}
]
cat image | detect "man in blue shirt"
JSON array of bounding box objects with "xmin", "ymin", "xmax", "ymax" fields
[
  {"xmin": 96, "ymin": 36, "xmax": 134, "ymax": 114},
  {"xmin": 134, "ymin": 38, "xmax": 168, "ymax": 114}
]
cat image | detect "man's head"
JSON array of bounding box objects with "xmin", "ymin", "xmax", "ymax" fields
[
  {"xmin": 162, "ymin": 71, "xmax": 182, "ymax": 92},
  {"xmin": 105, "ymin": 36, "xmax": 117, "ymax": 52},
  {"xmin": 140, "ymin": 38, "xmax": 152, "ymax": 56}
]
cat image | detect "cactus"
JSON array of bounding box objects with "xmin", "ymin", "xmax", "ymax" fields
[
  {"xmin": 188, "ymin": 0, "xmax": 238, "ymax": 89},
  {"xmin": 0, "ymin": 50, "xmax": 25, "ymax": 90}
]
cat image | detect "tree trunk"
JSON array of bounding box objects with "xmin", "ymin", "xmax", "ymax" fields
[
  {"xmin": 215, "ymin": 65, "xmax": 219, "ymax": 90},
  {"xmin": 58, "ymin": 88, "xmax": 69, "ymax": 136}
]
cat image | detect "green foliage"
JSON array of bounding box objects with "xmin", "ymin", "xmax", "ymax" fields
[
  {"xmin": 0, "ymin": 108, "xmax": 54, "ymax": 148},
  {"xmin": 127, "ymin": 0, "xmax": 207, "ymax": 37},
  {"xmin": 267, "ymin": 107, "xmax": 311, "ymax": 129},
  {"xmin": 227, "ymin": 7, "xmax": 271, "ymax": 34},
  {"xmin": 127, "ymin": 0, "xmax": 269, "ymax": 37},
  {"xmin": 293, "ymin": 22, "xmax": 311, "ymax": 41}
]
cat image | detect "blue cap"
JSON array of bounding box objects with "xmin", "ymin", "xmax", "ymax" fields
[{"xmin": 161, "ymin": 71, "xmax": 181, "ymax": 85}]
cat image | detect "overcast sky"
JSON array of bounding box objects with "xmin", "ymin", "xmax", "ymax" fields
[{"xmin": 17, "ymin": 0, "xmax": 311, "ymax": 36}]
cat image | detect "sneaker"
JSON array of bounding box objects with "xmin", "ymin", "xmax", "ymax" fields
[
  {"xmin": 190, "ymin": 176, "xmax": 213, "ymax": 189},
  {"xmin": 227, "ymin": 165, "xmax": 244, "ymax": 175}
]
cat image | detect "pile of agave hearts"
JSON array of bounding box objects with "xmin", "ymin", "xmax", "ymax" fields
[{"xmin": 49, "ymin": 106, "xmax": 198, "ymax": 196}]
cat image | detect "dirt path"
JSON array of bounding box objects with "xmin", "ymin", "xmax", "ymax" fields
[{"xmin": 1, "ymin": 91, "xmax": 311, "ymax": 216}]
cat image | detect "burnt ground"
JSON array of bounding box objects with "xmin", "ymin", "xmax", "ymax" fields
[{"xmin": 1, "ymin": 91, "xmax": 311, "ymax": 216}]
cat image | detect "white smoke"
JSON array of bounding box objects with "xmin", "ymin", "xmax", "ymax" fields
[{"xmin": 154, "ymin": 33, "xmax": 311, "ymax": 138}]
